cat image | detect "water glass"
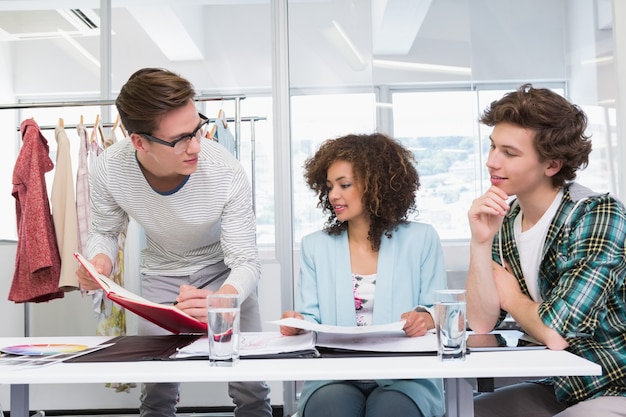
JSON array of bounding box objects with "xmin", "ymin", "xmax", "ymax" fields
[
  {"xmin": 207, "ymin": 293, "xmax": 240, "ymax": 365},
  {"xmin": 435, "ymin": 289, "xmax": 467, "ymax": 361}
]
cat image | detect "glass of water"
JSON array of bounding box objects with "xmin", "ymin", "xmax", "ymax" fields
[
  {"xmin": 207, "ymin": 293, "xmax": 240, "ymax": 365},
  {"xmin": 435, "ymin": 289, "xmax": 467, "ymax": 361}
]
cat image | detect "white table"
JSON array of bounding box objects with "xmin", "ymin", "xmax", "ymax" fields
[{"xmin": 0, "ymin": 336, "xmax": 601, "ymax": 417}]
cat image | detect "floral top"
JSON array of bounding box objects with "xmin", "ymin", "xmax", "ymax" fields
[{"xmin": 353, "ymin": 273, "xmax": 376, "ymax": 326}]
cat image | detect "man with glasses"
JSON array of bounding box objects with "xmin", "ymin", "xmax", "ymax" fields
[{"xmin": 76, "ymin": 68, "xmax": 272, "ymax": 417}]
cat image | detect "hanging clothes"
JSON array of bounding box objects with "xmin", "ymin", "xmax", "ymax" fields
[
  {"xmin": 51, "ymin": 124, "xmax": 80, "ymax": 290},
  {"xmin": 10, "ymin": 119, "xmax": 63, "ymax": 303},
  {"xmin": 75, "ymin": 123, "xmax": 91, "ymax": 255},
  {"xmin": 95, "ymin": 127, "xmax": 127, "ymax": 340},
  {"xmin": 211, "ymin": 109, "xmax": 237, "ymax": 156},
  {"xmin": 95, "ymin": 126, "xmax": 136, "ymax": 394}
]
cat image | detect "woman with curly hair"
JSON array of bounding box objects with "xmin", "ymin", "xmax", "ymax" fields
[{"xmin": 280, "ymin": 133, "xmax": 447, "ymax": 417}]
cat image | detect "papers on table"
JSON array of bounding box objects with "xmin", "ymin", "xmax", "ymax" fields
[
  {"xmin": 316, "ymin": 331, "xmax": 437, "ymax": 353},
  {"xmin": 269, "ymin": 318, "xmax": 406, "ymax": 334},
  {"xmin": 0, "ymin": 343, "xmax": 113, "ymax": 368},
  {"xmin": 174, "ymin": 331, "xmax": 317, "ymax": 358}
]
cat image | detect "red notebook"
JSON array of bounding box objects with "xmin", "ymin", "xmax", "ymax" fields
[{"xmin": 74, "ymin": 252, "xmax": 207, "ymax": 335}]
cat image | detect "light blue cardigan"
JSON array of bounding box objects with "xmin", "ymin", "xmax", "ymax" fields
[{"xmin": 295, "ymin": 222, "xmax": 447, "ymax": 417}]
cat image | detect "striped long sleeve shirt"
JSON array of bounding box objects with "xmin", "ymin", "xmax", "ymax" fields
[{"xmin": 86, "ymin": 138, "xmax": 260, "ymax": 300}]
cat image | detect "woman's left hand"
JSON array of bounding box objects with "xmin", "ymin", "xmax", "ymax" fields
[{"xmin": 401, "ymin": 311, "xmax": 433, "ymax": 337}]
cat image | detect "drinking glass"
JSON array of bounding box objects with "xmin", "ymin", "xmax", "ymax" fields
[
  {"xmin": 207, "ymin": 293, "xmax": 240, "ymax": 365},
  {"xmin": 435, "ymin": 289, "xmax": 467, "ymax": 361}
]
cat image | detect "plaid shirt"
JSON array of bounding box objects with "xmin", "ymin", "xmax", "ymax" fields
[{"xmin": 493, "ymin": 182, "xmax": 626, "ymax": 405}]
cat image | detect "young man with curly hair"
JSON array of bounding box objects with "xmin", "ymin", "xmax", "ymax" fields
[
  {"xmin": 281, "ymin": 133, "xmax": 447, "ymax": 417},
  {"xmin": 467, "ymin": 84, "xmax": 626, "ymax": 416}
]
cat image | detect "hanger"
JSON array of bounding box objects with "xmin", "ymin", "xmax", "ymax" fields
[
  {"xmin": 58, "ymin": 118, "xmax": 64, "ymax": 128},
  {"xmin": 89, "ymin": 114, "xmax": 99, "ymax": 143},
  {"xmin": 119, "ymin": 122, "xmax": 128, "ymax": 138}
]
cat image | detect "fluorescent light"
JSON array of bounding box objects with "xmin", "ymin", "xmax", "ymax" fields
[
  {"xmin": 581, "ymin": 55, "xmax": 614, "ymax": 65},
  {"xmin": 58, "ymin": 29, "xmax": 100, "ymax": 68},
  {"xmin": 373, "ymin": 59, "xmax": 471, "ymax": 75},
  {"xmin": 321, "ymin": 20, "xmax": 367, "ymax": 71}
]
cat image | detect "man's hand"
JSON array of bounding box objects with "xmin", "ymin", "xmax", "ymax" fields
[
  {"xmin": 175, "ymin": 284, "xmax": 239, "ymax": 323},
  {"xmin": 468, "ymin": 186, "xmax": 509, "ymax": 245},
  {"xmin": 75, "ymin": 253, "xmax": 112, "ymax": 291}
]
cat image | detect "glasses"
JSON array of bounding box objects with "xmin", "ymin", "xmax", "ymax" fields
[{"xmin": 139, "ymin": 113, "xmax": 209, "ymax": 154}]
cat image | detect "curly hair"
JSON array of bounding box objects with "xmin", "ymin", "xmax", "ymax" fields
[
  {"xmin": 304, "ymin": 133, "xmax": 420, "ymax": 251},
  {"xmin": 115, "ymin": 67, "xmax": 196, "ymax": 135},
  {"xmin": 480, "ymin": 83, "xmax": 592, "ymax": 187}
]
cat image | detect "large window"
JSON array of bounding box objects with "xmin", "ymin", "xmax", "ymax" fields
[{"xmin": 287, "ymin": 0, "xmax": 620, "ymax": 245}]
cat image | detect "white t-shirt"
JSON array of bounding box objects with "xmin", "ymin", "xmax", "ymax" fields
[{"xmin": 514, "ymin": 189, "xmax": 563, "ymax": 302}]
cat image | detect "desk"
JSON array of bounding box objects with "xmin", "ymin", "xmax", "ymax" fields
[{"xmin": 0, "ymin": 336, "xmax": 601, "ymax": 417}]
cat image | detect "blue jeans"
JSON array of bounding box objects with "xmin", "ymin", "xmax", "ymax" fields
[
  {"xmin": 302, "ymin": 381, "xmax": 424, "ymax": 417},
  {"xmin": 138, "ymin": 263, "xmax": 272, "ymax": 417}
]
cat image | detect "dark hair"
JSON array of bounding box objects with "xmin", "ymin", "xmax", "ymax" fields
[
  {"xmin": 304, "ymin": 133, "xmax": 420, "ymax": 251},
  {"xmin": 480, "ymin": 83, "xmax": 592, "ymax": 187},
  {"xmin": 115, "ymin": 68, "xmax": 196, "ymax": 134}
]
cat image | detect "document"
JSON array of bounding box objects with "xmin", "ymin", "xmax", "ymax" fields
[
  {"xmin": 74, "ymin": 252, "xmax": 207, "ymax": 335},
  {"xmin": 270, "ymin": 318, "xmax": 406, "ymax": 334},
  {"xmin": 268, "ymin": 318, "xmax": 438, "ymax": 354},
  {"xmin": 174, "ymin": 331, "xmax": 318, "ymax": 359},
  {"xmin": 0, "ymin": 343, "xmax": 113, "ymax": 368},
  {"xmin": 316, "ymin": 331, "xmax": 437, "ymax": 353}
]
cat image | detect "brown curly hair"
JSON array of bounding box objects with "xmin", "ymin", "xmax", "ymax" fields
[
  {"xmin": 304, "ymin": 133, "xmax": 420, "ymax": 251},
  {"xmin": 480, "ymin": 83, "xmax": 592, "ymax": 187},
  {"xmin": 115, "ymin": 67, "xmax": 196, "ymax": 135}
]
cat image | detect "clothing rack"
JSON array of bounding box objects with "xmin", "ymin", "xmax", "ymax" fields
[
  {"xmin": 17, "ymin": 123, "xmax": 117, "ymax": 131},
  {"xmin": 2, "ymin": 95, "xmax": 266, "ymax": 339},
  {"xmin": 0, "ymin": 95, "xmax": 245, "ymax": 110},
  {"xmin": 4, "ymin": 95, "xmax": 249, "ymax": 158}
]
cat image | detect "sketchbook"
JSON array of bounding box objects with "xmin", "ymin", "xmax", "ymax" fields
[{"xmin": 74, "ymin": 252, "xmax": 207, "ymax": 335}]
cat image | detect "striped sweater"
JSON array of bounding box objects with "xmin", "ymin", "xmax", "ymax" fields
[{"xmin": 86, "ymin": 138, "xmax": 260, "ymax": 300}]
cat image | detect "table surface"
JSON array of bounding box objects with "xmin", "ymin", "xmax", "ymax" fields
[{"xmin": 0, "ymin": 335, "xmax": 602, "ymax": 385}]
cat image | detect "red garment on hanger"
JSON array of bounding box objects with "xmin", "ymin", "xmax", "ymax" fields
[{"xmin": 10, "ymin": 118, "xmax": 63, "ymax": 303}]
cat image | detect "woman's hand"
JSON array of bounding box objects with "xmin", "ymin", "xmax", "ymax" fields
[
  {"xmin": 279, "ymin": 310, "xmax": 304, "ymax": 336},
  {"xmin": 401, "ymin": 311, "xmax": 434, "ymax": 337}
]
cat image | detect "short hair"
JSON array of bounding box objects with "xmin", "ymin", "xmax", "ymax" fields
[
  {"xmin": 115, "ymin": 68, "xmax": 196, "ymax": 134},
  {"xmin": 304, "ymin": 132, "xmax": 420, "ymax": 251},
  {"xmin": 480, "ymin": 83, "xmax": 592, "ymax": 187}
]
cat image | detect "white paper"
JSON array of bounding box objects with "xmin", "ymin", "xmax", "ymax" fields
[
  {"xmin": 269, "ymin": 318, "xmax": 406, "ymax": 334},
  {"xmin": 174, "ymin": 331, "xmax": 316, "ymax": 358},
  {"xmin": 316, "ymin": 331, "xmax": 437, "ymax": 352}
]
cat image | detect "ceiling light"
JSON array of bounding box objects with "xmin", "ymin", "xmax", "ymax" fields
[
  {"xmin": 373, "ymin": 59, "xmax": 471, "ymax": 75},
  {"xmin": 321, "ymin": 20, "xmax": 367, "ymax": 71},
  {"xmin": 581, "ymin": 55, "xmax": 614, "ymax": 65}
]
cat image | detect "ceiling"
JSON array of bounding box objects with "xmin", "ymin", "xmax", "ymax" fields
[{"xmin": 0, "ymin": 0, "xmax": 436, "ymax": 61}]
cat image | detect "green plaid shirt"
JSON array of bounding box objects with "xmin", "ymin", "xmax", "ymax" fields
[{"xmin": 493, "ymin": 183, "xmax": 626, "ymax": 405}]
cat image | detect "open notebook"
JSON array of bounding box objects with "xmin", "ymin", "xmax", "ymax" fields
[{"xmin": 74, "ymin": 252, "xmax": 207, "ymax": 335}]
